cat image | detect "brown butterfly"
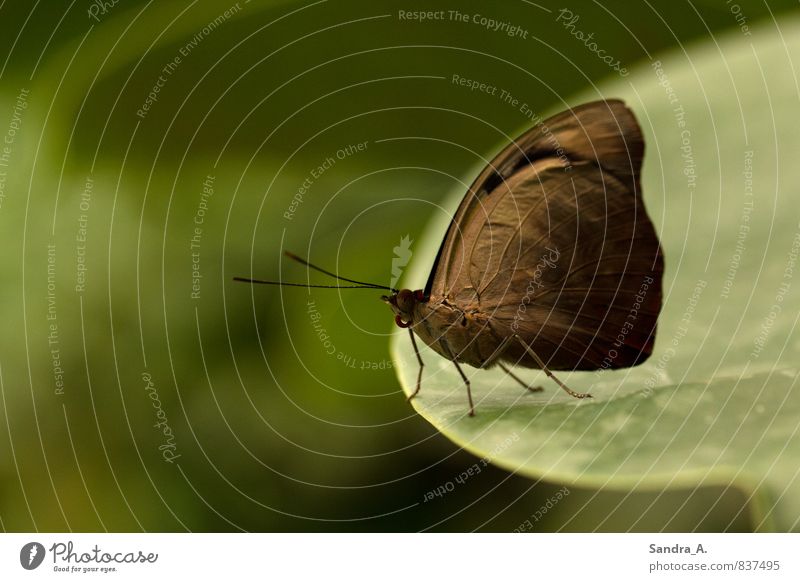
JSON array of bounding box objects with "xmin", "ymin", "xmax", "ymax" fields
[
  {"xmin": 237, "ymin": 99, "xmax": 663, "ymax": 416},
  {"xmin": 381, "ymin": 99, "xmax": 663, "ymax": 415}
]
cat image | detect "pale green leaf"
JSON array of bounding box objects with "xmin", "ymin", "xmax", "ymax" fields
[{"xmin": 391, "ymin": 16, "xmax": 800, "ymax": 531}]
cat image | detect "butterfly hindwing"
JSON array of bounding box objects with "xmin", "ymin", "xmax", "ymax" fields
[{"xmin": 426, "ymin": 99, "xmax": 662, "ymax": 370}]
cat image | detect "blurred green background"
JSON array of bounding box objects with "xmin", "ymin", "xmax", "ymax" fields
[{"xmin": 0, "ymin": 0, "xmax": 796, "ymax": 531}]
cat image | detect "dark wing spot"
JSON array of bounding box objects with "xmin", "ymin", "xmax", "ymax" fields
[{"xmin": 480, "ymin": 170, "xmax": 505, "ymax": 196}]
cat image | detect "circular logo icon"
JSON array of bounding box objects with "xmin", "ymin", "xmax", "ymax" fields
[{"xmin": 20, "ymin": 542, "xmax": 46, "ymax": 570}]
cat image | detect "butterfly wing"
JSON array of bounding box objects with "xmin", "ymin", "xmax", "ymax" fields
[{"xmin": 427, "ymin": 99, "xmax": 663, "ymax": 370}]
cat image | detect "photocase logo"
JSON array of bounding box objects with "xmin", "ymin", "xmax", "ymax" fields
[
  {"xmin": 390, "ymin": 235, "xmax": 413, "ymax": 289},
  {"xmin": 20, "ymin": 542, "xmax": 45, "ymax": 570}
]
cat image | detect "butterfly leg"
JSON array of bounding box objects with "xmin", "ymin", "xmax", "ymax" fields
[
  {"xmin": 481, "ymin": 335, "xmax": 543, "ymax": 393},
  {"xmin": 407, "ymin": 328, "xmax": 424, "ymax": 401},
  {"xmin": 450, "ymin": 358, "xmax": 475, "ymax": 417},
  {"xmin": 514, "ymin": 335, "xmax": 592, "ymax": 399},
  {"xmin": 497, "ymin": 362, "xmax": 544, "ymax": 393}
]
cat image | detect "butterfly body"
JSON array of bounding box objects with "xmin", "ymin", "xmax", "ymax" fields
[{"xmin": 408, "ymin": 294, "xmax": 496, "ymax": 368}]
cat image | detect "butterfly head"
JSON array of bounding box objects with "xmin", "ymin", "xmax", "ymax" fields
[{"xmin": 381, "ymin": 289, "xmax": 426, "ymax": 328}]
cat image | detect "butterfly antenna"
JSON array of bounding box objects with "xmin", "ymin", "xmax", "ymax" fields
[
  {"xmin": 232, "ymin": 277, "xmax": 388, "ymax": 290},
  {"xmin": 232, "ymin": 252, "xmax": 399, "ymax": 292},
  {"xmin": 283, "ymin": 251, "xmax": 398, "ymax": 292}
]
